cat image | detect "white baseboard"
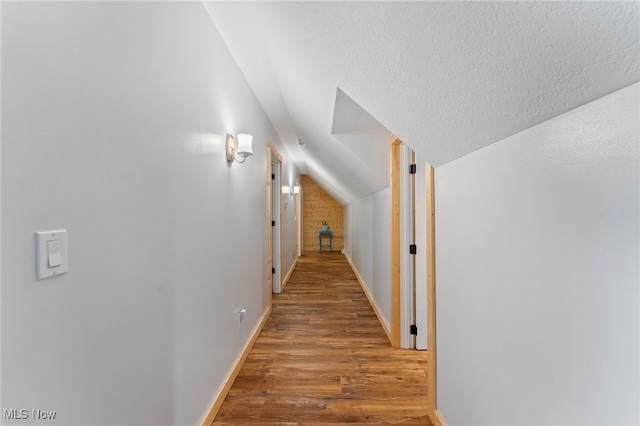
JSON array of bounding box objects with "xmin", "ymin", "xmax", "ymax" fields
[
  {"xmin": 433, "ymin": 409, "xmax": 447, "ymax": 426},
  {"xmin": 343, "ymin": 252, "xmax": 392, "ymax": 345},
  {"xmin": 199, "ymin": 305, "xmax": 272, "ymax": 426},
  {"xmin": 281, "ymin": 257, "xmax": 299, "ymax": 291}
]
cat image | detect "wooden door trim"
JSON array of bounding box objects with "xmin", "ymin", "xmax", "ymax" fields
[
  {"xmin": 426, "ymin": 164, "xmax": 437, "ymax": 422},
  {"xmin": 390, "ymin": 135, "xmax": 402, "ymax": 348}
]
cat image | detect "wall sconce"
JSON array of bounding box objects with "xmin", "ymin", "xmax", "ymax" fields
[
  {"xmin": 293, "ymin": 186, "xmax": 300, "ymax": 194},
  {"xmin": 282, "ymin": 186, "xmax": 291, "ymax": 195},
  {"xmin": 226, "ymin": 133, "xmax": 253, "ymax": 164}
]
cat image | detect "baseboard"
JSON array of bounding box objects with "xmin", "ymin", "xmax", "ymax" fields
[
  {"xmin": 281, "ymin": 257, "xmax": 299, "ymax": 291},
  {"xmin": 199, "ymin": 305, "xmax": 272, "ymax": 426},
  {"xmin": 343, "ymin": 252, "xmax": 393, "ymax": 344},
  {"xmin": 433, "ymin": 409, "xmax": 447, "ymax": 426}
]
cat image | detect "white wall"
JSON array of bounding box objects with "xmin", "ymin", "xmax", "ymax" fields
[
  {"xmin": 1, "ymin": 3, "xmax": 297, "ymax": 425},
  {"xmin": 344, "ymin": 188, "xmax": 391, "ymax": 328},
  {"xmin": 435, "ymin": 84, "xmax": 639, "ymax": 425}
]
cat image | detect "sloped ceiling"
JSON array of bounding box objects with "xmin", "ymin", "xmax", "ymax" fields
[{"xmin": 204, "ymin": 1, "xmax": 639, "ymax": 205}]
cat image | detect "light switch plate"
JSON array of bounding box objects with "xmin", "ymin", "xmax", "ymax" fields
[{"xmin": 35, "ymin": 230, "xmax": 68, "ymax": 280}]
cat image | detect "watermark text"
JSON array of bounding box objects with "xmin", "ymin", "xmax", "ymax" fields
[{"xmin": 3, "ymin": 408, "xmax": 57, "ymax": 420}]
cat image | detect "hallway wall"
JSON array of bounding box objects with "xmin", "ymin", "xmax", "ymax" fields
[
  {"xmin": 435, "ymin": 84, "xmax": 639, "ymax": 425},
  {"xmin": 343, "ymin": 188, "xmax": 391, "ymax": 329},
  {"xmin": 1, "ymin": 3, "xmax": 297, "ymax": 425}
]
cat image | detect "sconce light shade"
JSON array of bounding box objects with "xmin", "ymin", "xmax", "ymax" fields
[
  {"xmin": 293, "ymin": 186, "xmax": 300, "ymax": 194},
  {"xmin": 282, "ymin": 186, "xmax": 291, "ymax": 194},
  {"xmin": 226, "ymin": 133, "xmax": 253, "ymax": 164},
  {"xmin": 237, "ymin": 134, "xmax": 253, "ymax": 157}
]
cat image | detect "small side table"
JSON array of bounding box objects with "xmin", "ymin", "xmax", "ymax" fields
[{"xmin": 318, "ymin": 230, "xmax": 333, "ymax": 252}]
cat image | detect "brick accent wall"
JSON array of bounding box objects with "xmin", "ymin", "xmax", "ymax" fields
[{"xmin": 302, "ymin": 175, "xmax": 344, "ymax": 252}]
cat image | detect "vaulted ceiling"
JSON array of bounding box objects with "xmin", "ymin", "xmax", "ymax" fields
[{"xmin": 204, "ymin": 1, "xmax": 639, "ymax": 205}]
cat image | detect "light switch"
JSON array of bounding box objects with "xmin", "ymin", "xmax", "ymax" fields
[
  {"xmin": 47, "ymin": 240, "xmax": 62, "ymax": 268},
  {"xmin": 35, "ymin": 230, "xmax": 68, "ymax": 280}
]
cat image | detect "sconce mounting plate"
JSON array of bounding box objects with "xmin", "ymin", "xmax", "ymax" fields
[{"xmin": 226, "ymin": 134, "xmax": 236, "ymax": 163}]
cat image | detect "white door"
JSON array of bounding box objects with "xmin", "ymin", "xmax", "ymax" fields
[
  {"xmin": 414, "ymin": 154, "xmax": 428, "ymax": 350},
  {"xmin": 271, "ymin": 159, "xmax": 282, "ymax": 293},
  {"xmin": 399, "ymin": 145, "xmax": 416, "ymax": 349}
]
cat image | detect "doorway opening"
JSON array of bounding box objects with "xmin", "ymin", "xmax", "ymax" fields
[{"xmin": 390, "ymin": 135, "xmax": 438, "ymax": 423}]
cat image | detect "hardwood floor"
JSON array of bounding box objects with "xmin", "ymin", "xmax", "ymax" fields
[{"xmin": 213, "ymin": 251, "xmax": 432, "ymax": 425}]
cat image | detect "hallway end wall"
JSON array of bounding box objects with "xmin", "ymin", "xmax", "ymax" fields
[
  {"xmin": 302, "ymin": 175, "xmax": 344, "ymax": 252},
  {"xmin": 435, "ymin": 84, "xmax": 639, "ymax": 425}
]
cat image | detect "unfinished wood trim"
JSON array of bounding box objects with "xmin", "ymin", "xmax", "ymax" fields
[
  {"xmin": 281, "ymin": 257, "xmax": 299, "ymax": 292},
  {"xmin": 344, "ymin": 252, "xmax": 393, "ymax": 344},
  {"xmin": 390, "ymin": 135, "xmax": 402, "ymax": 348},
  {"xmin": 426, "ymin": 164, "xmax": 438, "ymax": 421},
  {"xmin": 199, "ymin": 305, "xmax": 272, "ymax": 426},
  {"xmin": 433, "ymin": 409, "xmax": 447, "ymax": 426},
  {"xmin": 267, "ymin": 140, "xmax": 283, "ymax": 162}
]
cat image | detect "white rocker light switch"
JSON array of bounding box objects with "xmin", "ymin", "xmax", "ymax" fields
[{"xmin": 36, "ymin": 230, "xmax": 68, "ymax": 280}]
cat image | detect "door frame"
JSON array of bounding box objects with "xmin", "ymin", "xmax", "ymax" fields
[
  {"xmin": 267, "ymin": 141, "xmax": 283, "ymax": 299},
  {"xmin": 426, "ymin": 163, "xmax": 437, "ymax": 424},
  {"xmin": 390, "ymin": 136, "xmax": 402, "ymax": 348},
  {"xmin": 391, "ymin": 136, "xmax": 416, "ymax": 349}
]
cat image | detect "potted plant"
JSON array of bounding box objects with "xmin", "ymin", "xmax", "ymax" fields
[{"xmin": 321, "ymin": 220, "xmax": 328, "ymax": 231}]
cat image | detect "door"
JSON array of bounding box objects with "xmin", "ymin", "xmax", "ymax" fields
[
  {"xmin": 391, "ymin": 135, "xmax": 428, "ymax": 349},
  {"xmin": 399, "ymin": 143, "xmax": 416, "ymax": 349},
  {"xmin": 391, "ymin": 136, "xmax": 417, "ymax": 348},
  {"xmin": 267, "ymin": 142, "xmax": 284, "ymax": 298},
  {"xmin": 271, "ymin": 158, "xmax": 282, "ymax": 293}
]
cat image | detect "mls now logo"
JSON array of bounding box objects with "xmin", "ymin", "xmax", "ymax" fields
[{"xmin": 4, "ymin": 408, "xmax": 57, "ymax": 420}]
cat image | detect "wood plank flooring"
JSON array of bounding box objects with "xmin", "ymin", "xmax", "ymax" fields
[{"xmin": 213, "ymin": 251, "xmax": 432, "ymax": 425}]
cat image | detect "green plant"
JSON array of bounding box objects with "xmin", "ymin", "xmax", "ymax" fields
[{"xmin": 321, "ymin": 220, "xmax": 327, "ymax": 226}]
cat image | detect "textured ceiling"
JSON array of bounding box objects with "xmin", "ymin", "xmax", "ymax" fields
[{"xmin": 204, "ymin": 1, "xmax": 639, "ymax": 205}]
